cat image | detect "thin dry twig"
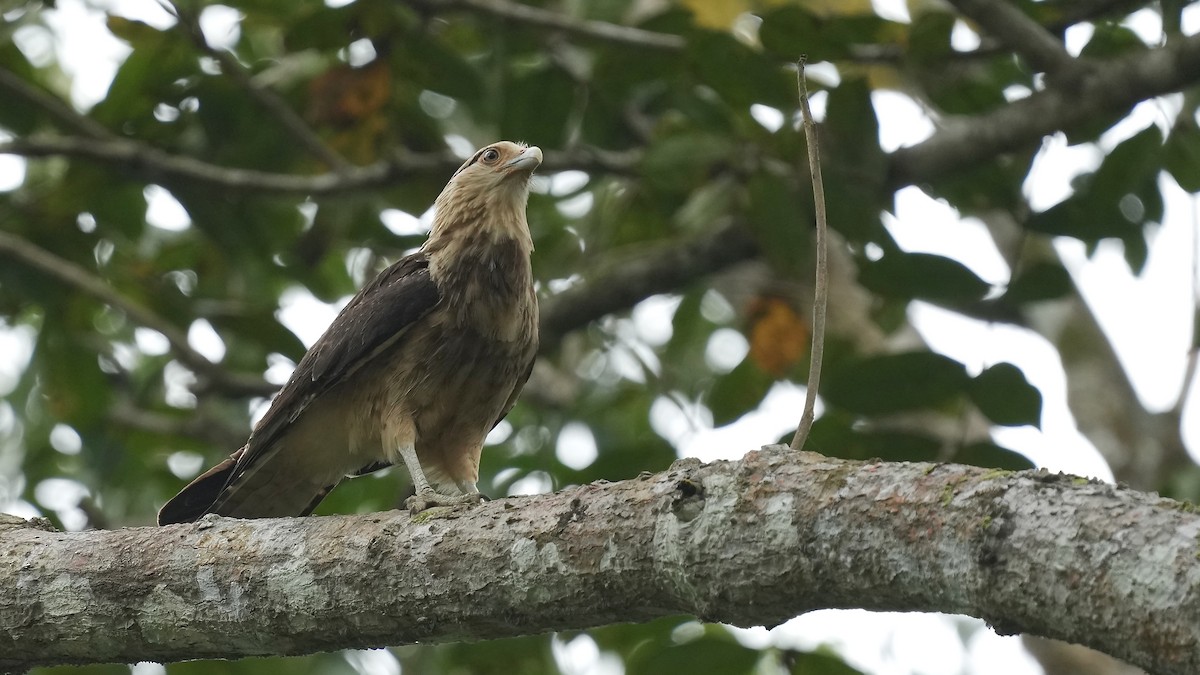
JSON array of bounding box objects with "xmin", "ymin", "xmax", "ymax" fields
[{"xmin": 790, "ymin": 58, "xmax": 829, "ymax": 452}]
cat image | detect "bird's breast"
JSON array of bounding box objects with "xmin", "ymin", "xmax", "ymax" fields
[{"xmin": 431, "ymin": 233, "xmax": 537, "ymax": 342}]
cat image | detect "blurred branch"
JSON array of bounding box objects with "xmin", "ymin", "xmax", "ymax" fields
[
  {"xmin": 406, "ymin": 0, "xmax": 1140, "ymax": 64},
  {"xmin": 7, "ymin": 31, "xmax": 1200, "ymax": 202},
  {"xmin": 945, "ymin": 0, "xmax": 1079, "ymax": 76},
  {"xmin": 539, "ymin": 220, "xmax": 758, "ymax": 349},
  {"xmin": 109, "ymin": 401, "xmax": 246, "ymax": 450},
  {"xmin": 889, "ymin": 32, "xmax": 1200, "ymax": 187},
  {"xmin": 161, "ymin": 0, "xmax": 352, "ymax": 172},
  {"xmin": 3, "ymin": 447, "xmax": 1199, "ymax": 674},
  {"xmin": 0, "ymin": 136, "xmax": 638, "ymax": 195},
  {"xmin": 0, "ymin": 68, "xmax": 112, "ymax": 140},
  {"xmin": 406, "ymin": 0, "xmax": 684, "ymax": 51},
  {"xmin": 0, "ymin": 230, "xmax": 271, "ymax": 398}
]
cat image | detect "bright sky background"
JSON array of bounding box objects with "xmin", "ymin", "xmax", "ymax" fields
[{"xmin": 2, "ymin": 0, "xmax": 1199, "ymax": 674}]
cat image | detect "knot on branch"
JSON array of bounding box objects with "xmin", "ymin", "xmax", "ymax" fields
[
  {"xmin": 672, "ymin": 479, "xmax": 706, "ymax": 523},
  {"xmin": 0, "ymin": 513, "xmax": 56, "ymax": 532}
]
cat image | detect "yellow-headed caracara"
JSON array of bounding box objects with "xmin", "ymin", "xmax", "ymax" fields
[{"xmin": 158, "ymin": 141, "xmax": 541, "ymax": 523}]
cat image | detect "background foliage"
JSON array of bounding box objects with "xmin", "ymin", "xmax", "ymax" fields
[{"xmin": 1, "ymin": 0, "xmax": 1197, "ymax": 673}]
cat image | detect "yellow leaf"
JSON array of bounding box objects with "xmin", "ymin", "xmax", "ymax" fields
[
  {"xmin": 678, "ymin": 0, "xmax": 753, "ymax": 29},
  {"xmin": 748, "ymin": 296, "xmax": 809, "ymax": 377},
  {"xmin": 307, "ymin": 59, "xmax": 391, "ymax": 127}
]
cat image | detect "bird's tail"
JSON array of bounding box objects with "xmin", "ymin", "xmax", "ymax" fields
[
  {"xmin": 158, "ymin": 444, "xmax": 342, "ymax": 524},
  {"xmin": 157, "ymin": 447, "xmax": 244, "ymax": 525}
]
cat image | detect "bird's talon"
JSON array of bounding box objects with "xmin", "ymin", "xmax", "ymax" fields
[{"xmin": 406, "ymin": 490, "xmax": 486, "ymax": 514}]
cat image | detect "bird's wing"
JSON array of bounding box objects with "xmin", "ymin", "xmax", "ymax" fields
[
  {"xmin": 247, "ymin": 251, "xmax": 439, "ymax": 460},
  {"xmin": 494, "ymin": 353, "xmax": 536, "ymax": 429},
  {"xmin": 157, "ymin": 252, "xmax": 440, "ymax": 524}
]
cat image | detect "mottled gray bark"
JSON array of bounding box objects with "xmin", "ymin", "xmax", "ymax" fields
[{"xmin": 2, "ymin": 445, "xmax": 1199, "ymax": 673}]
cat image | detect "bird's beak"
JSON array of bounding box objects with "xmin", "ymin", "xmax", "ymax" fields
[{"xmin": 504, "ymin": 146, "xmax": 543, "ymax": 174}]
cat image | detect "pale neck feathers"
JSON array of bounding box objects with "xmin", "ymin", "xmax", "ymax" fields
[{"xmin": 426, "ymin": 157, "xmax": 535, "ymax": 254}]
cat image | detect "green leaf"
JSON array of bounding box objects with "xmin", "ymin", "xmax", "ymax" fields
[
  {"xmin": 1029, "ymin": 126, "xmax": 1159, "ymax": 261},
  {"xmin": 408, "ymin": 33, "xmax": 483, "ymax": 102},
  {"xmin": 708, "ymin": 357, "xmax": 775, "ymax": 426},
  {"xmin": 859, "ymin": 252, "xmax": 991, "ymax": 303},
  {"xmin": 823, "ymin": 78, "xmax": 887, "ymax": 242},
  {"xmin": 687, "ymin": 30, "xmax": 793, "ymax": 109},
  {"xmin": 759, "ymin": 7, "xmax": 835, "ymax": 62},
  {"xmin": 823, "ymin": 351, "xmax": 969, "ymax": 415},
  {"xmin": 926, "ymin": 155, "xmax": 1031, "ymax": 214},
  {"xmin": 746, "ymin": 172, "xmax": 811, "ymax": 275},
  {"xmin": 1080, "ymin": 24, "xmax": 1147, "ymax": 59},
  {"xmin": 788, "ymin": 650, "xmax": 868, "ymax": 675},
  {"xmin": 969, "ymin": 363, "xmax": 1042, "ymax": 427},
  {"xmin": 499, "ymin": 65, "xmax": 575, "ymax": 146},
  {"xmin": 907, "ymin": 12, "xmax": 955, "ymax": 66},
  {"xmin": 1166, "ymin": 121, "xmax": 1200, "ymax": 192},
  {"xmin": 0, "ymin": 42, "xmax": 41, "ymax": 134},
  {"xmin": 1004, "ymin": 262, "xmax": 1072, "ymax": 303},
  {"xmin": 954, "ymin": 441, "xmax": 1035, "ymax": 471},
  {"xmin": 627, "ymin": 633, "xmax": 759, "ymax": 675},
  {"xmin": 1088, "ymin": 126, "xmax": 1162, "ymax": 212},
  {"xmin": 807, "ymin": 415, "xmax": 942, "ymax": 463},
  {"xmin": 641, "ymin": 132, "xmax": 735, "ymax": 192}
]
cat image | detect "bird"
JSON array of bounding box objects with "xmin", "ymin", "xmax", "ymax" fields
[{"xmin": 158, "ymin": 141, "xmax": 542, "ymax": 524}]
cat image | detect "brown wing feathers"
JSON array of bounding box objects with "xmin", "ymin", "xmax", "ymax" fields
[
  {"xmin": 158, "ymin": 141, "xmax": 540, "ymax": 524},
  {"xmin": 157, "ymin": 253, "xmax": 440, "ymax": 524}
]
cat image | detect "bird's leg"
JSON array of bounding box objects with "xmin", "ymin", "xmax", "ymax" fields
[
  {"xmin": 396, "ymin": 442, "xmax": 435, "ymax": 496},
  {"xmin": 396, "ymin": 443, "xmax": 485, "ymax": 514}
]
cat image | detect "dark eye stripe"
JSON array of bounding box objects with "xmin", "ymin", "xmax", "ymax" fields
[{"xmin": 453, "ymin": 147, "xmax": 492, "ymax": 177}]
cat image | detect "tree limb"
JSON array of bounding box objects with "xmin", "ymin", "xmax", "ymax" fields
[
  {"xmin": 406, "ymin": 0, "xmax": 685, "ymax": 51},
  {"xmin": 889, "ymin": 32, "xmax": 1200, "ymax": 187},
  {"xmin": 538, "ymin": 219, "xmax": 758, "ymax": 348},
  {"xmin": 946, "ymin": 0, "xmax": 1079, "ymax": 76},
  {"xmin": 2, "ymin": 446, "xmax": 1198, "ymax": 673}
]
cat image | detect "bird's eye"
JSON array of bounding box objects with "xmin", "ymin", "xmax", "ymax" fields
[{"xmin": 481, "ymin": 148, "xmax": 501, "ymax": 163}]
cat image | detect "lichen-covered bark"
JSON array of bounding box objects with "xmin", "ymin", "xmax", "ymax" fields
[{"xmin": 2, "ymin": 445, "xmax": 1199, "ymax": 673}]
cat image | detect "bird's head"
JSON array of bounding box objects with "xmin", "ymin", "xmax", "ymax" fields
[{"xmin": 431, "ymin": 141, "xmax": 542, "ymax": 246}]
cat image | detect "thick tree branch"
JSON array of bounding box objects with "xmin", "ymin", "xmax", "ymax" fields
[
  {"xmin": 2, "ymin": 446, "xmax": 1198, "ymax": 673},
  {"xmin": 889, "ymin": 32, "xmax": 1200, "ymax": 187},
  {"xmin": 946, "ymin": 0, "xmax": 1078, "ymax": 76},
  {"xmin": 538, "ymin": 220, "xmax": 758, "ymax": 348}
]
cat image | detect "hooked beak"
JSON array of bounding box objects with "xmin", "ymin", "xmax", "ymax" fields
[{"xmin": 504, "ymin": 146, "xmax": 543, "ymax": 174}]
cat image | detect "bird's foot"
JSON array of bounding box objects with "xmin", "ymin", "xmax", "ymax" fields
[{"xmin": 406, "ymin": 489, "xmax": 486, "ymax": 514}]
